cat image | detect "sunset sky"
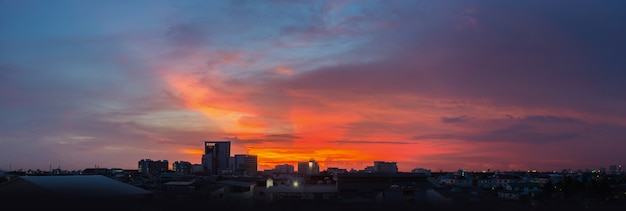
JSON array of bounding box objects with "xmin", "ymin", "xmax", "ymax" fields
[{"xmin": 1, "ymin": 0, "xmax": 625, "ymax": 172}]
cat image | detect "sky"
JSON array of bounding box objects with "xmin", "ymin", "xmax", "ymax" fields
[{"xmin": 1, "ymin": 0, "xmax": 626, "ymax": 173}]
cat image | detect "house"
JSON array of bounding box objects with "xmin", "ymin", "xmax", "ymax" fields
[
  {"xmin": 494, "ymin": 174, "xmax": 521, "ymax": 187},
  {"xmin": 254, "ymin": 177, "xmax": 273, "ymax": 201},
  {"xmin": 476, "ymin": 175, "xmax": 494, "ymax": 189},
  {"xmin": 264, "ymin": 184, "xmax": 338, "ymax": 202},
  {"xmin": 439, "ymin": 175, "xmax": 472, "ymax": 188},
  {"xmin": 217, "ymin": 179, "xmax": 256, "ymax": 202},
  {"xmin": 530, "ymin": 176, "xmax": 550, "ymax": 185},
  {"xmin": 505, "ymin": 182, "xmax": 541, "ymax": 197},
  {"xmin": 162, "ymin": 179, "xmax": 197, "ymax": 199},
  {"xmin": 336, "ymin": 172, "xmax": 435, "ymax": 205},
  {"xmin": 454, "ymin": 176, "xmax": 472, "ymax": 188}
]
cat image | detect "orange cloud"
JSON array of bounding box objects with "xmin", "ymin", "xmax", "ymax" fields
[
  {"xmin": 238, "ymin": 116, "xmax": 269, "ymax": 129},
  {"xmin": 154, "ymin": 49, "xmax": 598, "ymax": 172},
  {"xmin": 161, "ymin": 72, "xmax": 257, "ymax": 134},
  {"xmin": 183, "ymin": 149, "xmax": 204, "ymax": 155}
]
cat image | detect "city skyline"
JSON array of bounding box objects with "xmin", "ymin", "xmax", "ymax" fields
[
  {"xmin": 1, "ymin": 139, "xmax": 622, "ymax": 174},
  {"xmin": 2, "ymin": 1, "xmax": 626, "ymax": 173}
]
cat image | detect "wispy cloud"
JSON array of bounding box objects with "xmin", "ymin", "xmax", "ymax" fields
[
  {"xmin": 441, "ymin": 115, "xmax": 473, "ymax": 123},
  {"xmin": 523, "ymin": 115, "xmax": 585, "ymax": 124},
  {"xmin": 413, "ymin": 123, "xmax": 581, "ymax": 144},
  {"xmin": 1, "ymin": 0, "xmax": 626, "ymax": 172},
  {"xmin": 332, "ymin": 140, "xmax": 417, "ymax": 145}
]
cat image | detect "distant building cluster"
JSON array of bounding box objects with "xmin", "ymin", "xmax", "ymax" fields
[
  {"xmin": 4, "ymin": 160, "xmax": 626, "ymax": 210},
  {"xmin": 172, "ymin": 161, "xmax": 193, "ymax": 175},
  {"xmin": 1, "ymin": 142, "xmax": 625, "ymax": 210},
  {"xmin": 273, "ymin": 164, "xmax": 295, "ymax": 174},
  {"xmin": 133, "ymin": 140, "xmax": 260, "ymax": 177},
  {"xmin": 138, "ymin": 159, "xmax": 168, "ymax": 175},
  {"xmin": 130, "ymin": 139, "xmax": 410, "ymax": 182}
]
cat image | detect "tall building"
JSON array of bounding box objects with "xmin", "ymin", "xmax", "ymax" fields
[
  {"xmin": 138, "ymin": 159, "xmax": 168, "ymax": 175},
  {"xmin": 201, "ymin": 141, "xmax": 230, "ymax": 175},
  {"xmin": 373, "ymin": 161, "xmax": 398, "ymax": 173},
  {"xmin": 298, "ymin": 158, "xmax": 320, "ymax": 175},
  {"xmin": 230, "ymin": 154, "xmax": 258, "ymax": 175}
]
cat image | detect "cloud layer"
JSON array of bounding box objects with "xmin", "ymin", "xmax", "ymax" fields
[{"xmin": 1, "ymin": 0, "xmax": 625, "ymax": 172}]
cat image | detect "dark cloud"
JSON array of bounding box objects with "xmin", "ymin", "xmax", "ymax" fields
[
  {"xmin": 413, "ymin": 123, "xmax": 580, "ymax": 144},
  {"xmin": 266, "ymin": 134, "xmax": 301, "ymax": 139},
  {"xmin": 523, "ymin": 115, "xmax": 585, "ymax": 125},
  {"xmin": 280, "ymin": 0, "xmax": 626, "ymax": 119},
  {"xmin": 227, "ymin": 137, "xmax": 265, "ymax": 145},
  {"xmin": 226, "ymin": 135, "xmax": 298, "ymax": 145},
  {"xmin": 332, "ymin": 140, "xmax": 416, "ymax": 145},
  {"xmin": 410, "ymin": 133, "xmax": 460, "ymax": 141},
  {"xmin": 490, "ymin": 124, "xmax": 532, "ymax": 135},
  {"xmin": 339, "ymin": 121, "xmax": 431, "ymax": 138},
  {"xmin": 441, "ymin": 115, "xmax": 473, "ymax": 123},
  {"xmin": 489, "ymin": 131, "xmax": 580, "ymax": 143}
]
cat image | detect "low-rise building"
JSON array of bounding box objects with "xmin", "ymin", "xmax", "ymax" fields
[
  {"xmin": 264, "ymin": 184, "xmax": 338, "ymax": 202},
  {"xmin": 506, "ymin": 182, "xmax": 541, "ymax": 197}
]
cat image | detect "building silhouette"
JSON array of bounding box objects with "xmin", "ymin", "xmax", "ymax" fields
[
  {"xmin": 172, "ymin": 161, "xmax": 193, "ymax": 175},
  {"xmin": 138, "ymin": 159, "xmax": 168, "ymax": 175},
  {"xmin": 201, "ymin": 141, "xmax": 230, "ymax": 175},
  {"xmin": 274, "ymin": 164, "xmax": 295, "ymax": 174},
  {"xmin": 374, "ymin": 161, "xmax": 398, "ymax": 173},
  {"xmin": 298, "ymin": 158, "xmax": 320, "ymax": 175},
  {"xmin": 230, "ymin": 154, "xmax": 258, "ymax": 175}
]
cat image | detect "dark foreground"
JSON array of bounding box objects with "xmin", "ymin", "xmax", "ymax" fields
[{"xmin": 2, "ymin": 198, "xmax": 625, "ymax": 211}]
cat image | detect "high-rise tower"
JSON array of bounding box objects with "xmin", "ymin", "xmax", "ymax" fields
[{"xmin": 201, "ymin": 141, "xmax": 230, "ymax": 175}]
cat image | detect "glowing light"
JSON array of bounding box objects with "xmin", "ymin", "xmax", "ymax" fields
[{"xmin": 294, "ymin": 181, "xmax": 299, "ymax": 187}]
